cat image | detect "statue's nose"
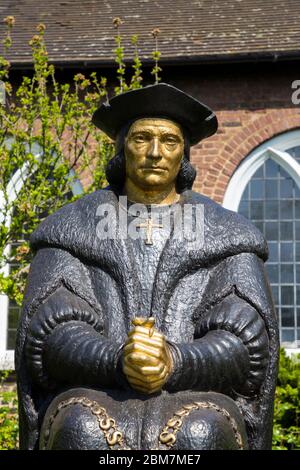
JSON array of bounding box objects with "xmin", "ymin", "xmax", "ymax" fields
[{"xmin": 148, "ymin": 138, "xmax": 161, "ymax": 160}]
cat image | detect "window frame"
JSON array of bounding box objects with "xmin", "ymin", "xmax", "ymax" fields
[{"xmin": 223, "ymin": 129, "xmax": 300, "ymax": 355}]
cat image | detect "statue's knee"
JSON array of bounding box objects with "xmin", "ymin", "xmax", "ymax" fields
[
  {"xmin": 40, "ymin": 403, "xmax": 108, "ymax": 450},
  {"xmin": 175, "ymin": 409, "xmax": 244, "ymax": 450}
]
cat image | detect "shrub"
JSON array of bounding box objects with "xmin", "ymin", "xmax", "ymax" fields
[
  {"xmin": 0, "ymin": 17, "xmax": 161, "ymax": 451},
  {"xmin": 0, "ymin": 17, "xmax": 161, "ymax": 307},
  {"xmin": 272, "ymin": 348, "xmax": 300, "ymax": 450},
  {"xmin": 0, "ymin": 371, "xmax": 19, "ymax": 450}
]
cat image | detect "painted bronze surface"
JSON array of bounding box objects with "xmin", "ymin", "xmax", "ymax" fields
[
  {"xmin": 124, "ymin": 317, "xmax": 173, "ymax": 395},
  {"xmin": 124, "ymin": 119, "xmax": 183, "ymax": 205},
  {"xmin": 16, "ymin": 83, "xmax": 279, "ymax": 450}
]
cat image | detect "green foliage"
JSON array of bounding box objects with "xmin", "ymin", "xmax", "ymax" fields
[
  {"xmin": 151, "ymin": 28, "xmax": 162, "ymax": 84},
  {"xmin": 272, "ymin": 348, "xmax": 300, "ymax": 450},
  {"xmin": 0, "ymin": 371, "xmax": 18, "ymax": 450},
  {"xmin": 112, "ymin": 17, "xmax": 128, "ymax": 95},
  {"xmin": 130, "ymin": 34, "xmax": 143, "ymax": 89},
  {"xmin": 0, "ymin": 15, "xmax": 163, "ymax": 451},
  {"xmin": 0, "ymin": 21, "xmax": 112, "ymax": 304},
  {"xmin": 0, "ymin": 17, "xmax": 162, "ymax": 308}
]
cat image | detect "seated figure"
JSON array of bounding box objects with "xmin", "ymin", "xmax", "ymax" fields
[{"xmin": 16, "ymin": 83, "xmax": 279, "ymax": 450}]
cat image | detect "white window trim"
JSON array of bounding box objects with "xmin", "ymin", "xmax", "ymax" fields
[
  {"xmin": 223, "ymin": 129, "xmax": 300, "ymax": 210},
  {"xmin": 0, "ymin": 165, "xmax": 25, "ymax": 370},
  {"xmin": 223, "ymin": 130, "xmax": 300, "ymax": 352},
  {"xmin": 223, "ymin": 146, "xmax": 300, "ymax": 211},
  {"xmin": 0, "ymin": 145, "xmax": 83, "ymax": 370},
  {"xmin": 285, "ymin": 348, "xmax": 300, "ymax": 357}
]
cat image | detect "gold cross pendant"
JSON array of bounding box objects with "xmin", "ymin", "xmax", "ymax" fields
[{"xmin": 137, "ymin": 218, "xmax": 163, "ymax": 245}]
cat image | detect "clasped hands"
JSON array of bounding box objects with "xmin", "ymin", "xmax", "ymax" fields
[{"xmin": 122, "ymin": 317, "xmax": 173, "ymax": 394}]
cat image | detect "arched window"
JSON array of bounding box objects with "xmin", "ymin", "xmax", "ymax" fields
[
  {"xmin": 223, "ymin": 130, "xmax": 300, "ymax": 352},
  {"xmin": 0, "ymin": 142, "xmax": 84, "ymax": 369}
]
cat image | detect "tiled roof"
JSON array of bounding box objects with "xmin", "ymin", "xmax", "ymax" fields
[{"xmin": 0, "ymin": 0, "xmax": 300, "ymax": 66}]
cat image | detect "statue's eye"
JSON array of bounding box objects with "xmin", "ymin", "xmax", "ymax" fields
[
  {"xmin": 133, "ymin": 134, "xmax": 149, "ymax": 143},
  {"xmin": 164, "ymin": 137, "xmax": 178, "ymax": 146}
]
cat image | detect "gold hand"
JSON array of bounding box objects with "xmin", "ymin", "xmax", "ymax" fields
[
  {"xmin": 123, "ymin": 317, "xmax": 173, "ymax": 394},
  {"xmin": 132, "ymin": 316, "xmax": 155, "ymax": 337}
]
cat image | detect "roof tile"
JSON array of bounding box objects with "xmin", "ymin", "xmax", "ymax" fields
[{"xmin": 0, "ymin": 0, "xmax": 299, "ymax": 65}]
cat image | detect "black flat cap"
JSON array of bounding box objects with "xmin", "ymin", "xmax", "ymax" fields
[{"xmin": 92, "ymin": 83, "xmax": 218, "ymax": 145}]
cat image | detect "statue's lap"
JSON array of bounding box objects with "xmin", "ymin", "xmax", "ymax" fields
[{"xmin": 40, "ymin": 387, "xmax": 248, "ymax": 450}]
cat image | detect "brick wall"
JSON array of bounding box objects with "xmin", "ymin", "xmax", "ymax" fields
[
  {"xmin": 191, "ymin": 107, "xmax": 300, "ymax": 203},
  {"xmin": 165, "ymin": 60, "xmax": 300, "ymax": 203},
  {"xmin": 12, "ymin": 61, "xmax": 300, "ymax": 202}
]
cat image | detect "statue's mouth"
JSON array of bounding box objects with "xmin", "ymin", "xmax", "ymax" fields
[{"xmin": 142, "ymin": 167, "xmax": 167, "ymax": 172}]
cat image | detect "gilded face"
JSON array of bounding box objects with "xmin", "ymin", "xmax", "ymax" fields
[{"xmin": 124, "ymin": 118, "xmax": 184, "ymax": 189}]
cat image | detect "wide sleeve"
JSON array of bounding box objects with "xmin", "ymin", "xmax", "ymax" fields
[
  {"xmin": 20, "ymin": 245, "xmax": 124, "ymax": 391},
  {"xmin": 166, "ymin": 292, "xmax": 269, "ymax": 396},
  {"xmin": 25, "ymin": 284, "xmax": 123, "ymax": 389}
]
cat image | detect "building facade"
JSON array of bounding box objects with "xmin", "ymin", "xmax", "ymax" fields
[{"xmin": 0, "ymin": 0, "xmax": 299, "ymax": 368}]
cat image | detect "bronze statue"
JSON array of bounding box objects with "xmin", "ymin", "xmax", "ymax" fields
[{"xmin": 16, "ymin": 83, "xmax": 279, "ymax": 450}]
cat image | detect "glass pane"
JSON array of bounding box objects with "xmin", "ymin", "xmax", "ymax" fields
[
  {"xmin": 265, "ymin": 159, "xmax": 278, "ymax": 177},
  {"xmin": 281, "ymin": 329, "xmax": 295, "ymax": 343},
  {"xmin": 241, "ymin": 183, "xmax": 250, "ymax": 201},
  {"xmin": 281, "ymin": 308, "xmax": 295, "ymax": 327},
  {"xmin": 9, "ymin": 299, "xmax": 19, "ymax": 308},
  {"xmin": 265, "ymin": 200, "xmax": 278, "ymax": 220},
  {"xmin": 253, "ymin": 166, "xmax": 264, "ymax": 178},
  {"xmin": 296, "ymin": 221, "xmax": 300, "ymax": 239},
  {"xmin": 296, "ymin": 200, "xmax": 300, "ymax": 219},
  {"xmin": 266, "ymin": 180, "xmax": 278, "ymax": 199},
  {"xmin": 271, "ymin": 285, "xmax": 279, "ymax": 305},
  {"xmin": 296, "ymin": 265, "xmax": 300, "ymax": 283},
  {"xmin": 250, "ymin": 180, "xmax": 264, "ymax": 199},
  {"xmin": 268, "ymin": 242, "xmax": 279, "ymax": 262},
  {"xmin": 7, "ymin": 330, "xmax": 17, "ymax": 350},
  {"xmin": 274, "ymin": 306, "xmax": 280, "ymax": 322},
  {"xmin": 237, "ymin": 151, "xmax": 300, "ymax": 348},
  {"xmin": 279, "ymin": 167, "xmax": 291, "ymax": 179},
  {"xmin": 281, "ymin": 286, "xmax": 294, "ymax": 305},
  {"xmin": 296, "ymin": 264, "xmax": 300, "ymax": 284},
  {"xmin": 253, "ymin": 221, "xmax": 264, "ymax": 232},
  {"xmin": 266, "ymin": 264, "xmax": 279, "ymax": 283},
  {"xmin": 8, "ymin": 308, "xmax": 20, "ymax": 329},
  {"xmin": 296, "ymin": 243, "xmax": 300, "ymax": 261},
  {"xmin": 280, "ymin": 222, "xmax": 293, "ymax": 241},
  {"xmin": 239, "ymin": 201, "xmax": 249, "ymax": 218},
  {"xmin": 280, "ymin": 264, "xmax": 294, "ymax": 283},
  {"xmin": 280, "ymin": 178, "xmax": 294, "ymax": 198},
  {"xmin": 297, "ymin": 308, "xmax": 300, "ymax": 326},
  {"xmin": 280, "ymin": 200, "xmax": 293, "ymax": 220},
  {"xmin": 286, "ymin": 145, "xmax": 300, "ymax": 161},
  {"xmin": 281, "ymin": 242, "xmax": 294, "ymax": 262},
  {"xmin": 250, "ymin": 201, "xmax": 264, "ymax": 220},
  {"xmin": 266, "ymin": 222, "xmax": 279, "ymax": 240}
]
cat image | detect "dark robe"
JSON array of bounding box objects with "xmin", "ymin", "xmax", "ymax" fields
[{"xmin": 16, "ymin": 189, "xmax": 279, "ymax": 450}]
